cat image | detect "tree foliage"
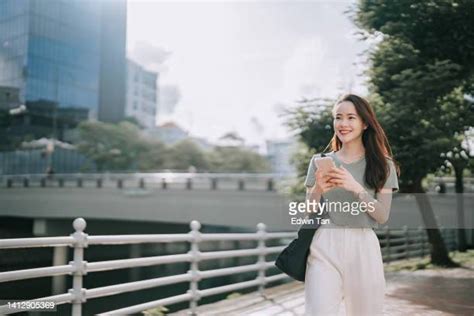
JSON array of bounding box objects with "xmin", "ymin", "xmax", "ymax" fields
[
  {"xmin": 353, "ymin": 0, "xmax": 474, "ymax": 265},
  {"xmin": 163, "ymin": 139, "xmax": 209, "ymax": 170},
  {"xmin": 354, "ymin": 0, "xmax": 474, "ymax": 191},
  {"xmin": 283, "ymin": 98, "xmax": 335, "ymax": 153},
  {"xmin": 206, "ymin": 146, "xmax": 270, "ymax": 173},
  {"xmin": 77, "ymin": 121, "xmax": 149, "ymax": 171},
  {"xmin": 77, "ymin": 121, "xmax": 269, "ymax": 173}
]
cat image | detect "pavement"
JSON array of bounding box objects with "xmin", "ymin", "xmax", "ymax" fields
[{"xmin": 170, "ymin": 264, "xmax": 474, "ymax": 315}]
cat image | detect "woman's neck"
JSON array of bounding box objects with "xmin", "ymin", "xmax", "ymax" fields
[{"xmin": 338, "ymin": 140, "xmax": 365, "ymax": 159}]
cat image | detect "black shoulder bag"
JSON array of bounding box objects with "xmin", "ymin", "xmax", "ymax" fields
[{"xmin": 274, "ymin": 153, "xmax": 326, "ymax": 282}]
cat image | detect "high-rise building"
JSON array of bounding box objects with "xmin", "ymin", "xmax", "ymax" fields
[
  {"xmin": 126, "ymin": 59, "xmax": 158, "ymax": 129},
  {"xmin": 0, "ymin": 0, "xmax": 127, "ymax": 141},
  {"xmin": 98, "ymin": 0, "xmax": 127, "ymax": 124}
]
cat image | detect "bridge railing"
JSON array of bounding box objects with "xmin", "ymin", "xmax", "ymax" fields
[
  {"xmin": 2, "ymin": 173, "xmax": 473, "ymax": 192},
  {"xmin": 0, "ymin": 218, "xmax": 458, "ymax": 315},
  {"xmin": 378, "ymin": 225, "xmax": 458, "ymax": 262},
  {"xmin": 0, "ymin": 172, "xmax": 286, "ymax": 191},
  {"xmin": 0, "ymin": 218, "xmax": 295, "ymax": 315}
]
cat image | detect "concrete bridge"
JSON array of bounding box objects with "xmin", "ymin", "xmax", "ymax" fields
[{"xmin": 0, "ymin": 173, "xmax": 473, "ymax": 234}]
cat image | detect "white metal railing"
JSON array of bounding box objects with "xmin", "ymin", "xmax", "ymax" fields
[
  {"xmin": 0, "ymin": 218, "xmax": 296, "ymax": 315},
  {"xmin": 378, "ymin": 225, "xmax": 458, "ymax": 262},
  {"xmin": 0, "ymin": 218, "xmax": 459, "ymax": 315}
]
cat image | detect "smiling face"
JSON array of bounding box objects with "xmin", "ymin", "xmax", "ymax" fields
[{"xmin": 333, "ymin": 101, "xmax": 368, "ymax": 144}]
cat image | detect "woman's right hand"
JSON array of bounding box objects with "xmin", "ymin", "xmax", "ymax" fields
[{"xmin": 314, "ymin": 168, "xmax": 335, "ymax": 193}]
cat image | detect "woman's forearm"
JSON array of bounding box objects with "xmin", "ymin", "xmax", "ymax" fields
[
  {"xmin": 366, "ymin": 199, "xmax": 390, "ymax": 224},
  {"xmin": 306, "ymin": 185, "xmax": 322, "ymax": 203},
  {"xmin": 355, "ymin": 190, "xmax": 392, "ymax": 224}
]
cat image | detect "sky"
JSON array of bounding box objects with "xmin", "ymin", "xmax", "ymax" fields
[{"xmin": 127, "ymin": 0, "xmax": 370, "ymax": 149}]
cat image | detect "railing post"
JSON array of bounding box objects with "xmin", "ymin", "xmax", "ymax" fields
[
  {"xmin": 403, "ymin": 226, "xmax": 409, "ymax": 259},
  {"xmin": 187, "ymin": 220, "xmax": 201, "ymax": 315},
  {"xmin": 440, "ymin": 225, "xmax": 446, "ymax": 250},
  {"xmin": 6, "ymin": 178, "xmax": 12, "ymax": 188},
  {"xmin": 77, "ymin": 178, "xmax": 83, "ymax": 188},
  {"xmin": 211, "ymin": 178, "xmax": 217, "ymax": 190},
  {"xmin": 186, "ymin": 178, "xmax": 192, "ymax": 190},
  {"xmin": 384, "ymin": 226, "xmax": 391, "ymax": 263},
  {"xmin": 418, "ymin": 226, "xmax": 424, "ymax": 258},
  {"xmin": 446, "ymin": 226, "xmax": 454, "ymax": 251},
  {"xmin": 162, "ymin": 178, "xmax": 167, "ymax": 190},
  {"xmin": 452, "ymin": 229, "xmax": 457, "ymax": 250},
  {"xmin": 238, "ymin": 179, "xmax": 245, "ymax": 191},
  {"xmin": 23, "ymin": 177, "xmax": 29, "ymax": 187},
  {"xmin": 257, "ymin": 223, "xmax": 267, "ymax": 295},
  {"xmin": 96, "ymin": 178, "xmax": 102, "ymax": 188},
  {"xmin": 267, "ymin": 179, "xmax": 273, "ymax": 191},
  {"xmin": 139, "ymin": 178, "xmax": 145, "ymax": 189},
  {"xmin": 69, "ymin": 218, "xmax": 88, "ymax": 316}
]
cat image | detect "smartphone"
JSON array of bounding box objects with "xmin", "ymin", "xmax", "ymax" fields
[{"xmin": 314, "ymin": 156, "xmax": 336, "ymax": 174}]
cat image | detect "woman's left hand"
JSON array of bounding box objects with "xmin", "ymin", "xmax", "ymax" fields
[{"xmin": 326, "ymin": 166, "xmax": 364, "ymax": 194}]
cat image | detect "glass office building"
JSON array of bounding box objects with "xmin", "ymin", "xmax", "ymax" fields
[{"xmin": 0, "ymin": 0, "xmax": 126, "ymax": 141}]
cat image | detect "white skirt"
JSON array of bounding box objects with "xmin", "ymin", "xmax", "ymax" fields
[{"xmin": 304, "ymin": 222, "xmax": 385, "ymax": 316}]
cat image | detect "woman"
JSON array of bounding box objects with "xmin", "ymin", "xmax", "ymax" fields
[{"xmin": 304, "ymin": 94, "xmax": 400, "ymax": 315}]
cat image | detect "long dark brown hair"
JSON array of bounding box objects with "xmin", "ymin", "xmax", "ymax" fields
[{"xmin": 324, "ymin": 94, "xmax": 400, "ymax": 193}]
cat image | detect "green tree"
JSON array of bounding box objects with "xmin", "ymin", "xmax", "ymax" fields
[
  {"xmin": 136, "ymin": 139, "xmax": 167, "ymax": 171},
  {"xmin": 123, "ymin": 116, "xmax": 145, "ymax": 129},
  {"xmin": 163, "ymin": 139, "xmax": 209, "ymax": 170},
  {"xmin": 77, "ymin": 121, "xmax": 148, "ymax": 171},
  {"xmin": 207, "ymin": 146, "xmax": 270, "ymax": 173},
  {"xmin": 283, "ymin": 97, "xmax": 335, "ymax": 152},
  {"xmin": 285, "ymin": 142, "xmax": 316, "ymax": 201},
  {"xmin": 354, "ymin": 0, "xmax": 474, "ymax": 265}
]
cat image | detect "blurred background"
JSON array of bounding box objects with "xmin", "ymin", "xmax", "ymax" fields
[{"xmin": 0, "ymin": 0, "xmax": 473, "ymax": 315}]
